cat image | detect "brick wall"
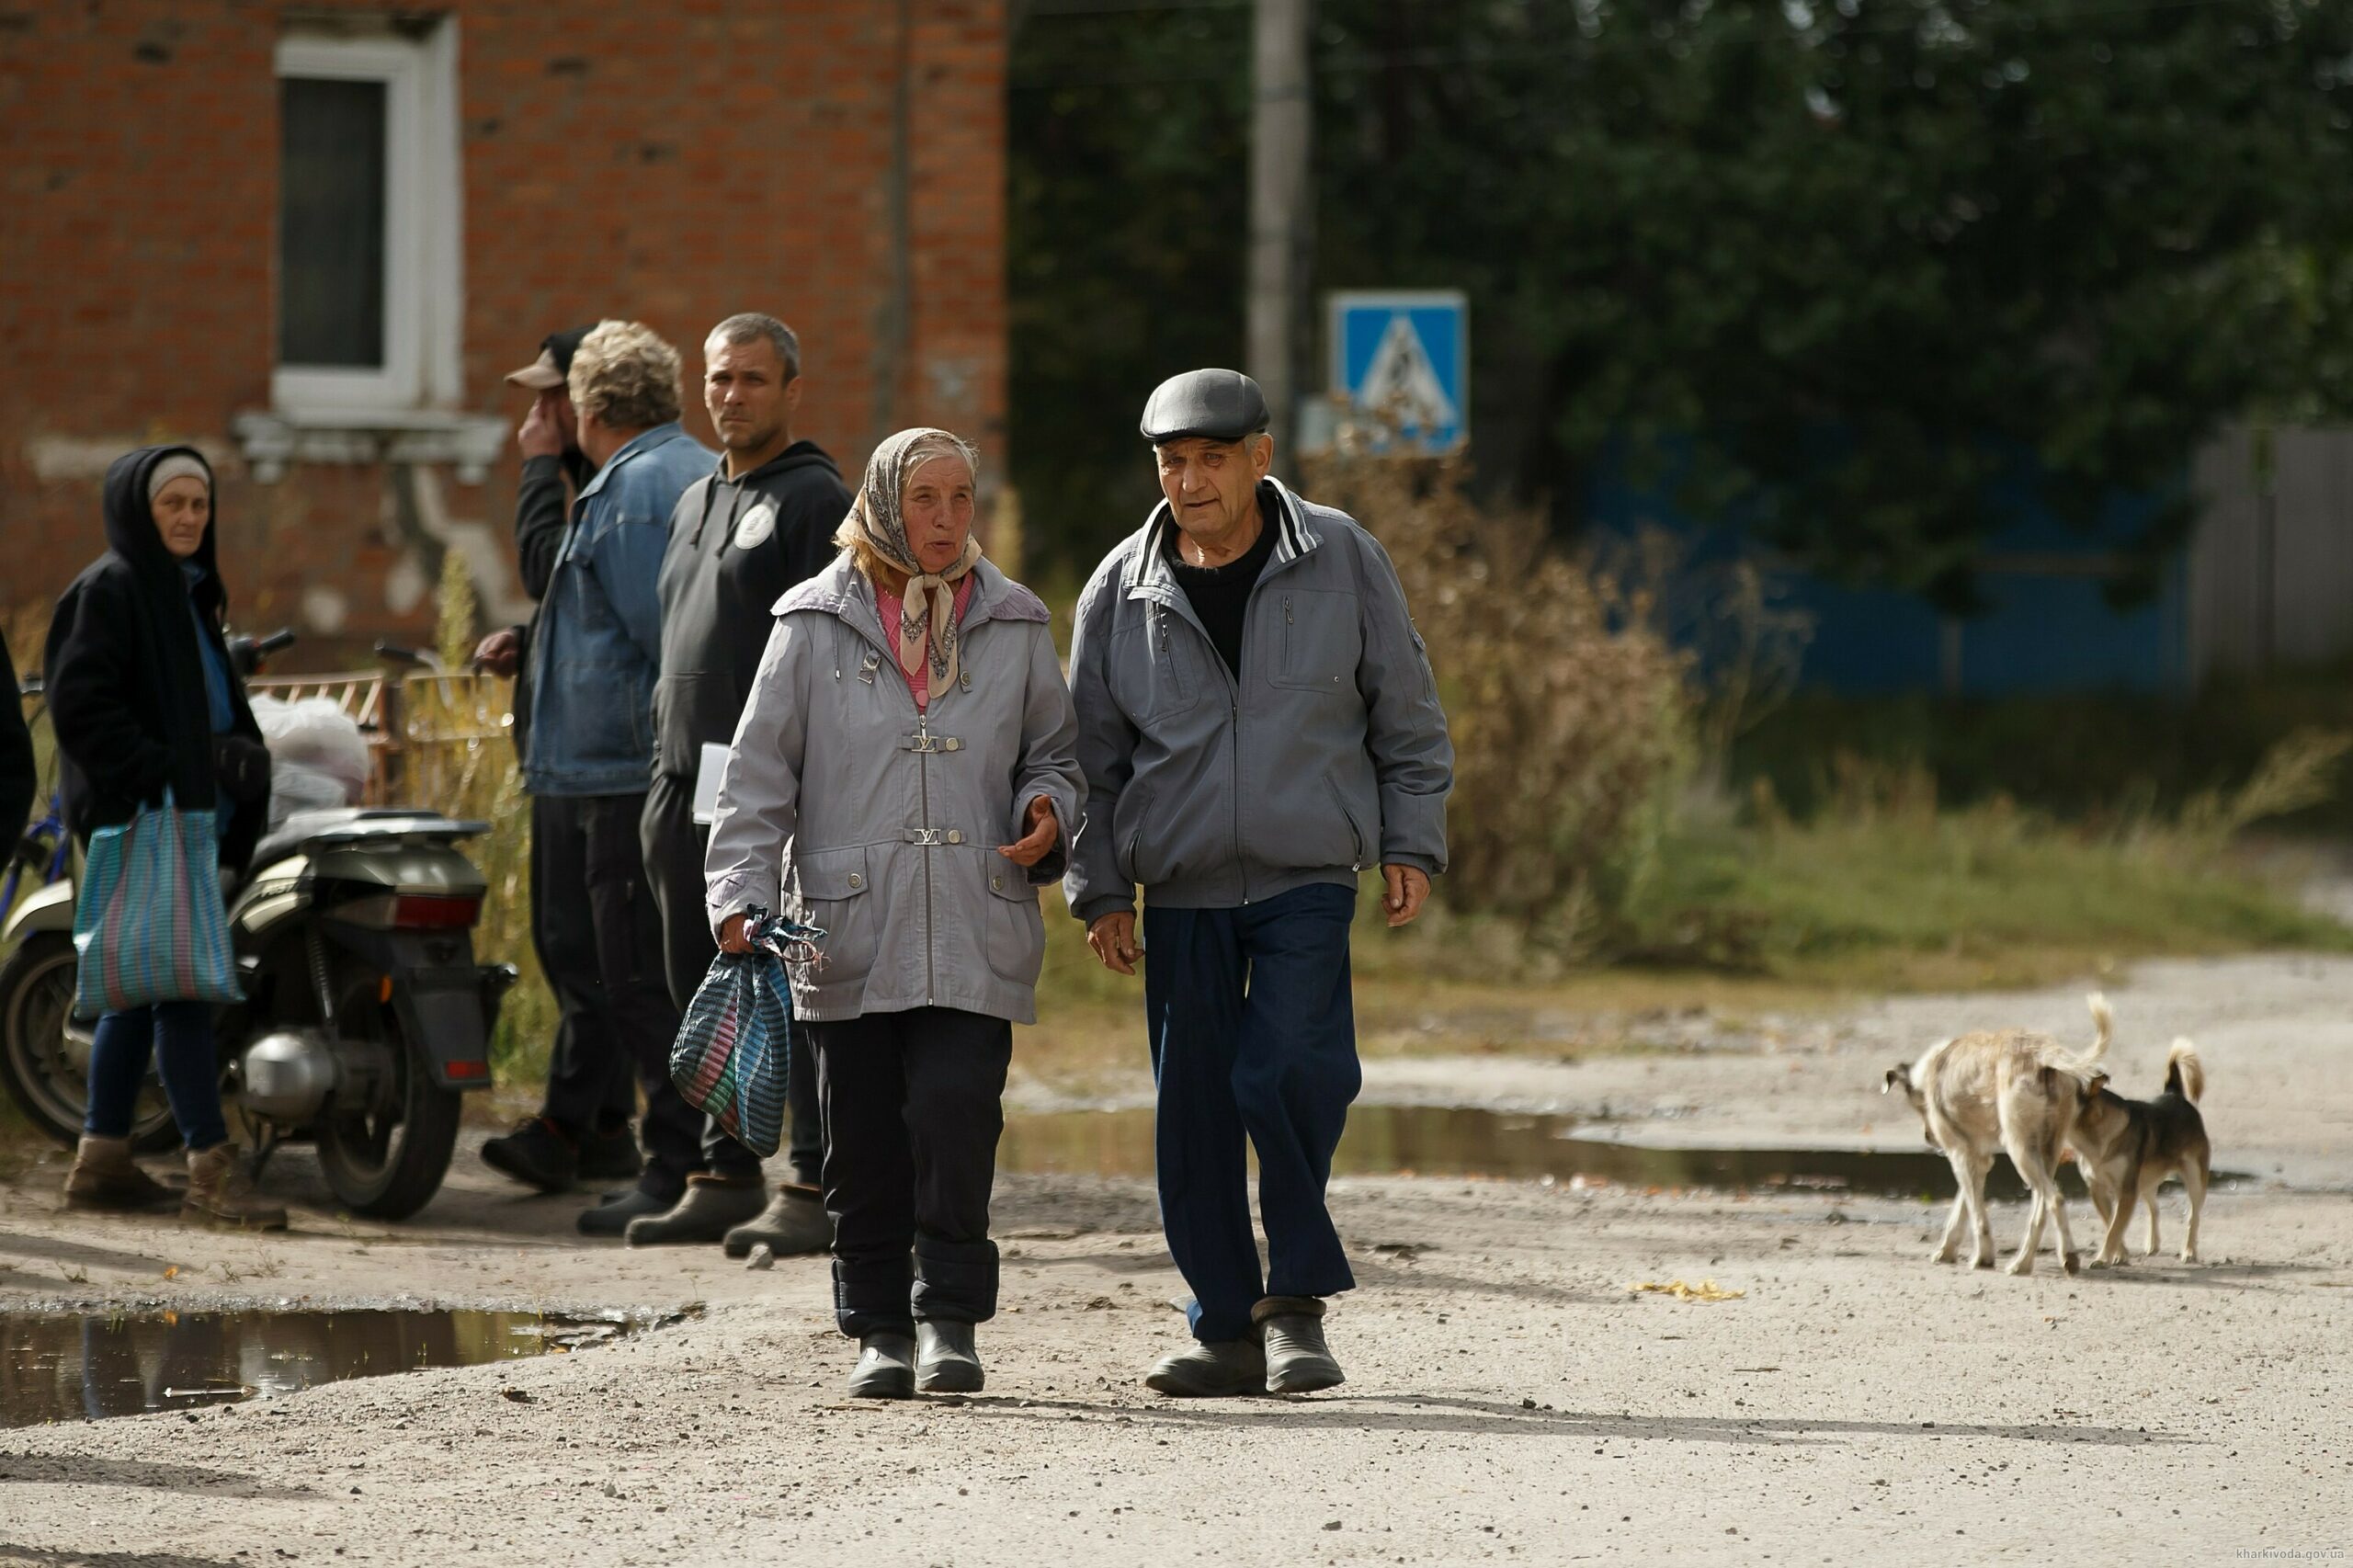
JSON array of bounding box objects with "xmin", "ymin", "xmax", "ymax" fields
[{"xmin": 0, "ymin": 0, "xmax": 1006, "ymax": 663}]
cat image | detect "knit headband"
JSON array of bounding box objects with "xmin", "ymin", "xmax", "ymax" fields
[{"xmin": 147, "ymin": 454, "xmax": 211, "ymax": 501}]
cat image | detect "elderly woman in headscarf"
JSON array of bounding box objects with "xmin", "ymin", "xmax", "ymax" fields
[
  {"xmin": 44, "ymin": 446, "xmax": 283, "ymax": 1231},
  {"xmin": 705, "ymin": 427, "xmax": 1081, "ymax": 1399}
]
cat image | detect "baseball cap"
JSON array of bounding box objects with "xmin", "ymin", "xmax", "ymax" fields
[{"xmin": 505, "ymin": 325, "xmax": 596, "ymax": 391}]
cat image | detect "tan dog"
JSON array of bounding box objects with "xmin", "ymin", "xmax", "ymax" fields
[
  {"xmin": 2066, "ymin": 1039, "xmax": 2210, "ymax": 1266},
  {"xmin": 1882, "ymin": 995, "xmax": 2111, "ymax": 1276}
]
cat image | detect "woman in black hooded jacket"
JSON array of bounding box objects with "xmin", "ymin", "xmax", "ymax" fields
[{"xmin": 43, "ymin": 445, "xmax": 284, "ymax": 1229}]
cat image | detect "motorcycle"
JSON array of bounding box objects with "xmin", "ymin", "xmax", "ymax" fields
[{"xmin": 0, "ymin": 632, "xmax": 513, "ymax": 1220}]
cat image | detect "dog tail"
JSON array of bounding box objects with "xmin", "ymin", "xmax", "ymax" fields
[
  {"xmin": 2165, "ymin": 1038, "xmax": 2204, "ymax": 1104},
  {"xmin": 2083, "ymin": 993, "xmax": 2114, "ymax": 1068}
]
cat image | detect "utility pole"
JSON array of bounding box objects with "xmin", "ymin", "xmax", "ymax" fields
[{"xmin": 1248, "ymin": 0, "xmax": 1311, "ymax": 459}]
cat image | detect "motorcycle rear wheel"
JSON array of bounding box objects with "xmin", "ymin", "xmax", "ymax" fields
[
  {"xmin": 313, "ymin": 970, "xmax": 461, "ymax": 1221},
  {"xmin": 0, "ymin": 933, "xmax": 181, "ymax": 1153}
]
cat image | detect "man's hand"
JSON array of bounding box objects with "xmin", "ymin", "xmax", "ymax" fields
[
  {"xmin": 1087, "ymin": 911, "xmax": 1142, "ymax": 976},
  {"xmin": 718, "ymin": 913, "xmax": 753, "ymax": 954},
  {"xmin": 472, "ymin": 626, "xmax": 523, "ymax": 677},
  {"xmin": 997, "ymin": 796, "xmax": 1059, "ymax": 868},
  {"xmin": 1381, "ymin": 864, "xmax": 1431, "ymax": 928},
  {"xmin": 517, "ymin": 390, "xmax": 565, "ymax": 460}
]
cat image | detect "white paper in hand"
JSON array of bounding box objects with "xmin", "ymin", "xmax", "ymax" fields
[{"xmin": 691, "ymin": 742, "xmax": 732, "ymax": 826}]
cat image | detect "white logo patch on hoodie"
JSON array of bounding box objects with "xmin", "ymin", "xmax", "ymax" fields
[{"xmin": 733, "ymin": 500, "xmax": 779, "ymax": 551}]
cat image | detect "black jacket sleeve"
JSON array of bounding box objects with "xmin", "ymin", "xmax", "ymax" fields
[
  {"xmin": 515, "ymin": 454, "xmax": 572, "ymax": 602},
  {"xmin": 44, "ymin": 575, "xmax": 175, "ymax": 811},
  {"xmin": 0, "ymin": 638, "xmax": 34, "ymax": 838}
]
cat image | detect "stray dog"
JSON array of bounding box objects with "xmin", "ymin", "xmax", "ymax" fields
[
  {"xmin": 1882, "ymin": 995, "xmax": 2111, "ymax": 1276},
  {"xmin": 2065, "ymin": 1039, "xmax": 2210, "ymax": 1266}
]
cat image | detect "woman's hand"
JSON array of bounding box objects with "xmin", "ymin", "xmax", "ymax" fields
[
  {"xmin": 718, "ymin": 913, "xmax": 753, "ymax": 953},
  {"xmin": 996, "ymin": 795, "xmax": 1059, "ymax": 868},
  {"xmin": 211, "ymin": 735, "xmax": 272, "ymax": 805}
]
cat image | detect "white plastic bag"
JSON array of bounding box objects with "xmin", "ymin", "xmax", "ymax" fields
[
  {"xmin": 265, "ymin": 760, "xmax": 352, "ymax": 830},
  {"xmin": 249, "ymin": 695, "xmax": 371, "ymax": 801}
]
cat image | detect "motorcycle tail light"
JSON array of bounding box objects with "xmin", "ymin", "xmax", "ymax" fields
[
  {"xmin": 334, "ymin": 893, "xmax": 483, "ymax": 930},
  {"xmin": 391, "ymin": 894, "xmax": 482, "ymax": 929}
]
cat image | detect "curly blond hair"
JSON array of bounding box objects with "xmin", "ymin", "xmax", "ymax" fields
[{"xmin": 568, "ymin": 320, "xmax": 682, "ymax": 429}]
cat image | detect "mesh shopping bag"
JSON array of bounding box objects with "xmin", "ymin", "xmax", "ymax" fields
[
  {"xmin": 72, "ymin": 788, "xmax": 244, "ymax": 1020},
  {"xmin": 667, "ymin": 907, "xmax": 822, "ymax": 1159}
]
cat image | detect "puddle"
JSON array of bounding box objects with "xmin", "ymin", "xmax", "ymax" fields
[
  {"xmin": 1, "ymin": 1308, "xmax": 651, "ymax": 1427},
  {"xmin": 1000, "ymin": 1105, "xmax": 2247, "ymax": 1200}
]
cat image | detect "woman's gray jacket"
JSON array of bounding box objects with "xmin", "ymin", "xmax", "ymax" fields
[{"xmin": 704, "ymin": 553, "xmax": 1083, "ymax": 1025}]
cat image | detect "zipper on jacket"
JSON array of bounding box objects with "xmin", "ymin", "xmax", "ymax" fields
[{"xmin": 916, "ymin": 707, "xmax": 938, "ymax": 1005}]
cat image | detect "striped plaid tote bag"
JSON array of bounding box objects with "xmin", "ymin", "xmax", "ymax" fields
[
  {"xmin": 71, "ymin": 787, "xmax": 244, "ymax": 1021},
  {"xmin": 667, "ymin": 908, "xmax": 818, "ymax": 1159}
]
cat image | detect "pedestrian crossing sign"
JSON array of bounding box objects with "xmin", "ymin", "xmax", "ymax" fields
[{"xmin": 1328, "ymin": 290, "xmax": 1468, "ymax": 453}]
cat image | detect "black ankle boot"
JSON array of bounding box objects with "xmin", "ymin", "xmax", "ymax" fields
[
  {"xmin": 915, "ymin": 1321, "xmax": 983, "ymax": 1393},
  {"xmin": 848, "ymin": 1332, "xmax": 916, "ymax": 1399}
]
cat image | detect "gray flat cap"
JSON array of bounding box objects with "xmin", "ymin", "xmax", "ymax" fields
[{"xmin": 1140, "ymin": 368, "xmax": 1269, "ymax": 444}]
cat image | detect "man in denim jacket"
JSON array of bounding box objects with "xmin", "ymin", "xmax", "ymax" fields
[
  {"xmin": 481, "ymin": 321, "xmax": 736, "ymax": 1236},
  {"xmin": 1066, "ymin": 369, "xmax": 1453, "ymax": 1396}
]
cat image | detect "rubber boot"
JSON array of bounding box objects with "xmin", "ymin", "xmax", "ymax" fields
[
  {"xmin": 623, "ymin": 1174, "xmax": 767, "ymax": 1247},
  {"xmin": 722, "ymin": 1183, "xmax": 832, "ymax": 1259},
  {"xmin": 915, "ymin": 1320, "xmax": 983, "ymax": 1394},
  {"xmin": 1143, "ymin": 1336, "xmax": 1267, "ymax": 1398},
  {"xmin": 848, "ymin": 1332, "xmax": 916, "ymax": 1400},
  {"xmin": 181, "ymin": 1143, "xmax": 288, "ymax": 1232},
  {"xmin": 577, "ymin": 1186, "xmax": 676, "ymax": 1238},
  {"xmin": 63, "ymin": 1135, "xmax": 176, "ymax": 1213},
  {"xmin": 1256, "ymin": 1295, "xmax": 1343, "ymax": 1394}
]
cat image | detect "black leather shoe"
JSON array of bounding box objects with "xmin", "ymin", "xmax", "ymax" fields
[
  {"xmin": 576, "ymin": 1124, "xmax": 642, "ymax": 1183},
  {"xmin": 1256, "ymin": 1295, "xmax": 1344, "ymax": 1393},
  {"xmin": 576, "ymin": 1186, "xmax": 676, "ymax": 1237},
  {"xmin": 1143, "ymin": 1337, "xmax": 1267, "ymax": 1397},
  {"xmin": 848, "ymin": 1333, "xmax": 917, "ymax": 1400},
  {"xmin": 481, "ymin": 1118, "xmax": 578, "ymax": 1194},
  {"xmin": 915, "ymin": 1321, "xmax": 983, "ymax": 1393}
]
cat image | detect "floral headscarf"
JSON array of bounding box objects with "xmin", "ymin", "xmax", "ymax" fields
[{"xmin": 835, "ymin": 427, "xmax": 985, "ymax": 691}]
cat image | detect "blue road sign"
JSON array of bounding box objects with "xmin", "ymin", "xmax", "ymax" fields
[{"xmin": 1328, "ymin": 290, "xmax": 1468, "ymax": 453}]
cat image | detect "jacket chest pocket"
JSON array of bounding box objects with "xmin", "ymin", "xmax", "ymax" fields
[
  {"xmin": 1108, "ymin": 609, "xmax": 1200, "ymax": 721},
  {"xmin": 1270, "ymin": 589, "xmax": 1360, "ymax": 694}
]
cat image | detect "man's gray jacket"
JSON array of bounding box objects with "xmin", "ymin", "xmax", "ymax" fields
[{"xmin": 1063, "ymin": 477, "xmax": 1452, "ymax": 926}]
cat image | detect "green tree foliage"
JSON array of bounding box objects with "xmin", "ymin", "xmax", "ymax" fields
[{"xmin": 1009, "ymin": 0, "xmax": 2353, "ymax": 602}]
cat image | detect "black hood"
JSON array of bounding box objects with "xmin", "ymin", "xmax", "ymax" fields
[{"xmin": 101, "ymin": 444, "xmax": 225, "ymax": 618}]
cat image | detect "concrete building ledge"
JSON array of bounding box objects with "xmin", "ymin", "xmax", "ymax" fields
[{"xmin": 233, "ymin": 410, "xmax": 508, "ymax": 484}]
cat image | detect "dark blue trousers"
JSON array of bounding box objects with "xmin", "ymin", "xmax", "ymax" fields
[
  {"xmin": 1142, "ymin": 881, "xmax": 1360, "ymax": 1344},
  {"xmin": 85, "ymin": 1001, "xmax": 228, "ymax": 1152}
]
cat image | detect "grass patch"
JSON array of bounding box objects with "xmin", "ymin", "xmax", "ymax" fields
[{"xmin": 1616, "ymin": 806, "xmax": 2353, "ymax": 991}]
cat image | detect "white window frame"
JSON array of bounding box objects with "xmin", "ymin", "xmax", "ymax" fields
[{"xmin": 271, "ymin": 26, "xmax": 462, "ymax": 415}]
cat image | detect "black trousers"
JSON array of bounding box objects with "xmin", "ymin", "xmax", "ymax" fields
[
  {"xmin": 640, "ymin": 771, "xmax": 805, "ymax": 1184},
  {"xmin": 532, "ymin": 791, "xmax": 704, "ymax": 1199},
  {"xmin": 806, "ymin": 1007, "xmax": 1012, "ymax": 1338},
  {"xmin": 528, "ymin": 797, "xmax": 635, "ymax": 1135}
]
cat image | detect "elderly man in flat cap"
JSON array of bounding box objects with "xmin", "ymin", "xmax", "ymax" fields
[{"xmin": 1064, "ymin": 368, "xmax": 1454, "ymax": 1396}]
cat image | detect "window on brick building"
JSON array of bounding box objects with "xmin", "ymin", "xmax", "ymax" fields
[{"xmin": 272, "ymin": 27, "xmax": 461, "ymax": 414}]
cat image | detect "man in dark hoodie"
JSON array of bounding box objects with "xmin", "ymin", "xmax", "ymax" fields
[
  {"xmin": 476, "ymin": 327, "xmax": 643, "ymax": 1191},
  {"xmin": 621, "ymin": 312, "xmax": 848, "ymax": 1253}
]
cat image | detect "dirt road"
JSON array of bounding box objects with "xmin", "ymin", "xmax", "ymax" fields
[{"xmin": 3, "ymin": 956, "xmax": 2348, "ymax": 1566}]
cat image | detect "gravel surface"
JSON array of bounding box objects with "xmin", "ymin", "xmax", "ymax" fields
[{"xmin": 3, "ymin": 956, "xmax": 2348, "ymax": 1566}]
